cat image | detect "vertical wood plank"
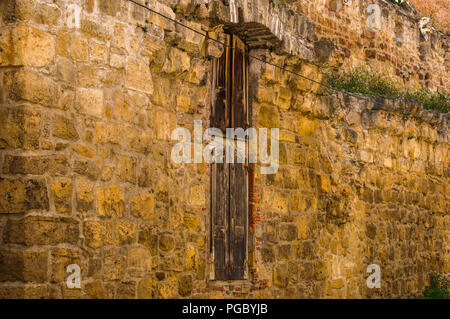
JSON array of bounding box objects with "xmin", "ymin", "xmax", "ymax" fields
[
  {"xmin": 231, "ymin": 37, "xmax": 246, "ymax": 129},
  {"xmin": 212, "ymin": 162, "xmax": 229, "ymax": 280},
  {"xmin": 229, "ymin": 162, "xmax": 246, "ymax": 279},
  {"xmin": 211, "ymin": 50, "xmax": 227, "ymax": 130},
  {"xmin": 229, "ymin": 36, "xmax": 247, "ymax": 280}
]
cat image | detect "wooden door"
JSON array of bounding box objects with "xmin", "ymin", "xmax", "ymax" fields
[{"xmin": 210, "ymin": 35, "xmax": 248, "ymax": 280}]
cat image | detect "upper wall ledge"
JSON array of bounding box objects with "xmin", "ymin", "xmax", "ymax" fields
[
  {"xmin": 176, "ymin": 0, "xmax": 449, "ymax": 60},
  {"xmin": 333, "ymin": 92, "xmax": 449, "ymax": 133}
]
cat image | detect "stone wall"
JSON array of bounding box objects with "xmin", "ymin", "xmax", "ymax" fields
[
  {"xmin": 248, "ymin": 58, "xmax": 449, "ymax": 297},
  {"xmin": 201, "ymin": 0, "xmax": 449, "ymax": 92},
  {"xmin": 0, "ymin": 0, "xmax": 448, "ymax": 299}
]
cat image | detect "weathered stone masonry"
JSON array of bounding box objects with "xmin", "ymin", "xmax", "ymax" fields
[{"xmin": 0, "ymin": 0, "xmax": 448, "ymax": 298}]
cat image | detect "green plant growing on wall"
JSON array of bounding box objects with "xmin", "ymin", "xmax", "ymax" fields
[
  {"xmin": 405, "ymin": 89, "xmax": 450, "ymax": 113},
  {"xmin": 423, "ymin": 275, "xmax": 450, "ymax": 299},
  {"xmin": 326, "ymin": 67, "xmax": 401, "ymax": 98},
  {"xmin": 326, "ymin": 67, "xmax": 450, "ymax": 113}
]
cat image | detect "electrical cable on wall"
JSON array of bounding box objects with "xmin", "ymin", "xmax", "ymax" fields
[{"xmin": 127, "ymin": 0, "xmax": 415, "ymax": 109}]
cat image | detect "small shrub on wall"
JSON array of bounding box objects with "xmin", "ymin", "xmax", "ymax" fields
[
  {"xmin": 423, "ymin": 275, "xmax": 450, "ymax": 299},
  {"xmin": 326, "ymin": 67, "xmax": 450, "ymax": 113}
]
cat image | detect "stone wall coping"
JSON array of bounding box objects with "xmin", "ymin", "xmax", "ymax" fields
[{"xmin": 333, "ymin": 92, "xmax": 449, "ymax": 130}]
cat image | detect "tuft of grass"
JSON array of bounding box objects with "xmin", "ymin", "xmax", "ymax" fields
[
  {"xmin": 326, "ymin": 67, "xmax": 449, "ymax": 113},
  {"xmin": 327, "ymin": 67, "xmax": 402, "ymax": 98},
  {"xmin": 405, "ymin": 89, "xmax": 450, "ymax": 113},
  {"xmin": 423, "ymin": 275, "xmax": 449, "ymax": 299}
]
